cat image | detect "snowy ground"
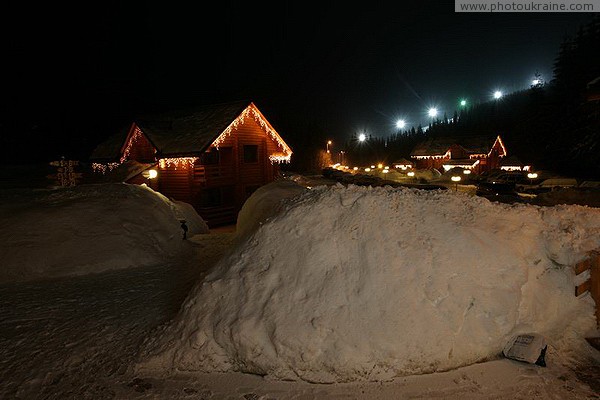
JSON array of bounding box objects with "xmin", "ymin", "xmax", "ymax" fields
[{"xmin": 1, "ymin": 180, "xmax": 599, "ymax": 399}]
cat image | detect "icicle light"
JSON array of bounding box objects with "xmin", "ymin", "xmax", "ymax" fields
[
  {"xmin": 158, "ymin": 157, "xmax": 198, "ymax": 169},
  {"xmin": 412, "ymin": 150, "xmax": 451, "ymax": 160},
  {"xmin": 212, "ymin": 104, "xmax": 292, "ymax": 163},
  {"xmin": 92, "ymin": 162, "xmax": 120, "ymax": 174},
  {"xmin": 120, "ymin": 126, "xmax": 144, "ymax": 163}
]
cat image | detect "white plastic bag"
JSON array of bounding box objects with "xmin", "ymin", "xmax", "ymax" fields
[{"xmin": 502, "ymin": 333, "xmax": 547, "ymax": 366}]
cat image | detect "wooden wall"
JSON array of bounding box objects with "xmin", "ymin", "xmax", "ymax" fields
[{"xmin": 154, "ymin": 116, "xmax": 284, "ymax": 227}]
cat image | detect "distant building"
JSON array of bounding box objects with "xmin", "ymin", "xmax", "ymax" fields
[
  {"xmin": 500, "ymin": 155, "xmax": 531, "ymax": 172},
  {"xmin": 392, "ymin": 158, "xmax": 414, "ymax": 170},
  {"xmin": 90, "ymin": 101, "xmax": 293, "ymax": 227},
  {"xmin": 410, "ymin": 135, "xmax": 507, "ymax": 174}
]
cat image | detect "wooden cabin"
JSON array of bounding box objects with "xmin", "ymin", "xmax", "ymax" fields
[
  {"xmin": 89, "ymin": 101, "xmax": 293, "ymax": 227},
  {"xmin": 410, "ymin": 135, "xmax": 507, "ymax": 174}
]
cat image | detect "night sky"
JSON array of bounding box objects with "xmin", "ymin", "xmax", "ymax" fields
[{"xmin": 2, "ymin": 1, "xmax": 596, "ymax": 162}]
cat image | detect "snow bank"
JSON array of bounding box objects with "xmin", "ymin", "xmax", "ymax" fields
[
  {"xmin": 235, "ymin": 179, "xmax": 307, "ymax": 240},
  {"xmin": 0, "ymin": 183, "xmax": 208, "ymax": 283},
  {"xmin": 136, "ymin": 184, "xmax": 600, "ymax": 383}
]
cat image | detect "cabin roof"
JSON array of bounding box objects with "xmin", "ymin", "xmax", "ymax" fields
[
  {"xmin": 90, "ymin": 100, "xmax": 259, "ymax": 160},
  {"xmin": 137, "ymin": 100, "xmax": 250, "ymax": 156},
  {"xmin": 410, "ymin": 135, "xmax": 500, "ymax": 157}
]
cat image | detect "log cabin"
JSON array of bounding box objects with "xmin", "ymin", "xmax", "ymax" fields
[
  {"xmin": 410, "ymin": 135, "xmax": 507, "ymax": 174},
  {"xmin": 89, "ymin": 101, "xmax": 293, "ymax": 227}
]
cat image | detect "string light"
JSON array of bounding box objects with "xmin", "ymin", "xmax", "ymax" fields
[
  {"xmin": 212, "ymin": 103, "xmax": 292, "ymax": 163},
  {"xmin": 120, "ymin": 126, "xmax": 144, "ymax": 163},
  {"xmin": 158, "ymin": 157, "xmax": 198, "ymax": 169},
  {"xmin": 92, "ymin": 162, "xmax": 120, "ymax": 174}
]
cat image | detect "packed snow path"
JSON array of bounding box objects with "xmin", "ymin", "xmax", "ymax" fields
[{"xmin": 0, "ymin": 233, "xmax": 233, "ymax": 399}]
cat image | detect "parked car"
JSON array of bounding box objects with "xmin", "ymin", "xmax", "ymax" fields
[
  {"xmin": 475, "ymin": 180, "xmax": 522, "ymax": 203},
  {"xmin": 516, "ymin": 177, "xmax": 578, "ymax": 193}
]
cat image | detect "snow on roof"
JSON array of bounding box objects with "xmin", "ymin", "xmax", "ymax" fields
[{"xmin": 411, "ymin": 135, "xmax": 499, "ymax": 157}]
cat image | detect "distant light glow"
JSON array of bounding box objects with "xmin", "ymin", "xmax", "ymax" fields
[
  {"xmin": 358, "ymin": 133, "xmax": 366, "ymax": 142},
  {"xmin": 460, "ymin": 99, "xmax": 467, "ymax": 107},
  {"xmin": 451, "ymin": 176, "xmax": 462, "ymax": 182},
  {"xmin": 527, "ymin": 172, "xmax": 538, "ymax": 179},
  {"xmin": 493, "ymin": 90, "xmax": 503, "ymax": 99},
  {"xmin": 428, "ymin": 107, "xmax": 438, "ymax": 118},
  {"xmin": 396, "ymin": 119, "xmax": 406, "ymax": 129},
  {"xmin": 532, "ymin": 79, "xmax": 540, "ymax": 86},
  {"xmin": 407, "ymin": 171, "xmax": 415, "ymax": 177}
]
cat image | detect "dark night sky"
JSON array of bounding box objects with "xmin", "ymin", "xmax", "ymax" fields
[{"xmin": 2, "ymin": 1, "xmax": 596, "ymax": 162}]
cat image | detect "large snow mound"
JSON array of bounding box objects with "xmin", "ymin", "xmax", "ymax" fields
[
  {"xmin": 136, "ymin": 184, "xmax": 600, "ymax": 383},
  {"xmin": 235, "ymin": 179, "xmax": 308, "ymax": 240},
  {"xmin": 0, "ymin": 183, "xmax": 209, "ymax": 283}
]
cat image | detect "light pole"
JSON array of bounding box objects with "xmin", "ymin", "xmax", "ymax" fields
[
  {"xmin": 451, "ymin": 175, "xmax": 461, "ymax": 191},
  {"xmin": 326, "ymin": 140, "xmax": 332, "ymax": 153}
]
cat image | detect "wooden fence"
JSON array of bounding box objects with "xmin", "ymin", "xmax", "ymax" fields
[{"xmin": 574, "ymin": 251, "xmax": 600, "ymax": 328}]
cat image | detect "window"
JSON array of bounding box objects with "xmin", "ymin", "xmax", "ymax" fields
[
  {"xmin": 243, "ymin": 145, "xmax": 258, "ymax": 163},
  {"xmin": 219, "ymin": 147, "xmax": 233, "ymax": 165}
]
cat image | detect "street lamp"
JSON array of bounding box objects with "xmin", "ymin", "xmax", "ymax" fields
[
  {"xmin": 358, "ymin": 133, "xmax": 366, "ymax": 142},
  {"xmin": 451, "ymin": 175, "xmax": 461, "ymax": 191},
  {"xmin": 396, "ymin": 119, "xmax": 406, "ymax": 130},
  {"xmin": 428, "ymin": 107, "xmax": 438, "ymax": 118},
  {"xmin": 527, "ymin": 172, "xmax": 538, "ymax": 184},
  {"xmin": 460, "ymin": 99, "xmax": 467, "ymax": 107},
  {"xmin": 493, "ymin": 90, "xmax": 503, "ymax": 99},
  {"xmin": 326, "ymin": 140, "xmax": 332, "ymax": 153}
]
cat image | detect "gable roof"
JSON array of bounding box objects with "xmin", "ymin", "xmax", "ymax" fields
[
  {"xmin": 410, "ymin": 135, "xmax": 504, "ymax": 157},
  {"xmin": 136, "ymin": 100, "xmax": 250, "ymax": 156},
  {"xmin": 90, "ymin": 100, "xmax": 291, "ymax": 161}
]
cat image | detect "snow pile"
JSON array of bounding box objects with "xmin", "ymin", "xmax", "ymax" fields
[
  {"xmin": 0, "ymin": 183, "xmax": 208, "ymax": 283},
  {"xmin": 136, "ymin": 184, "xmax": 600, "ymax": 383},
  {"xmin": 235, "ymin": 179, "xmax": 308, "ymax": 240}
]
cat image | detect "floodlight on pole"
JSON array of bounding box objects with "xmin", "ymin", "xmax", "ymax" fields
[
  {"xmin": 428, "ymin": 107, "xmax": 438, "ymax": 118},
  {"xmin": 396, "ymin": 119, "xmax": 406, "ymax": 130},
  {"xmin": 358, "ymin": 133, "xmax": 366, "ymax": 142},
  {"xmin": 460, "ymin": 99, "xmax": 467, "ymax": 107},
  {"xmin": 493, "ymin": 90, "xmax": 503, "ymax": 99}
]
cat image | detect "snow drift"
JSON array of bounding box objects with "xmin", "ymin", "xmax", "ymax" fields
[
  {"xmin": 0, "ymin": 183, "xmax": 209, "ymax": 283},
  {"xmin": 136, "ymin": 184, "xmax": 600, "ymax": 383}
]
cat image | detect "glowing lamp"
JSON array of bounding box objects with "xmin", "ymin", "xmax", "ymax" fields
[
  {"xmin": 358, "ymin": 133, "xmax": 366, "ymax": 142},
  {"xmin": 377, "ymin": 163, "xmax": 383, "ymax": 169},
  {"xmin": 396, "ymin": 119, "xmax": 406, "ymax": 129},
  {"xmin": 143, "ymin": 169, "xmax": 158, "ymax": 179},
  {"xmin": 365, "ymin": 168, "xmax": 371, "ymax": 172},
  {"xmin": 527, "ymin": 172, "xmax": 538, "ymax": 179},
  {"xmin": 407, "ymin": 171, "xmax": 415, "ymax": 177},
  {"xmin": 463, "ymin": 169, "xmax": 471, "ymax": 175},
  {"xmin": 428, "ymin": 107, "xmax": 438, "ymax": 118},
  {"xmin": 494, "ymin": 91, "xmax": 503, "ymax": 99},
  {"xmin": 460, "ymin": 99, "xmax": 467, "ymax": 106},
  {"xmin": 451, "ymin": 176, "xmax": 462, "ymax": 182}
]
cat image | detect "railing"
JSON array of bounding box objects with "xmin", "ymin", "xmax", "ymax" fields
[
  {"xmin": 193, "ymin": 165, "xmax": 235, "ymax": 184},
  {"xmin": 574, "ymin": 250, "xmax": 600, "ymax": 328}
]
